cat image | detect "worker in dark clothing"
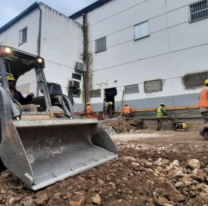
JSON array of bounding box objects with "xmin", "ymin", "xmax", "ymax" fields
[
  {"xmin": 7, "ymin": 74, "xmax": 37, "ymax": 112},
  {"xmin": 199, "ymin": 79, "xmax": 208, "ymax": 139},
  {"xmin": 156, "ymin": 103, "xmax": 169, "ymax": 131},
  {"xmin": 107, "ymin": 101, "xmax": 114, "ymax": 118}
]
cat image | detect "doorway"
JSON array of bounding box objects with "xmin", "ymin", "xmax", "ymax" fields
[{"xmin": 105, "ymin": 88, "xmax": 117, "ymax": 111}]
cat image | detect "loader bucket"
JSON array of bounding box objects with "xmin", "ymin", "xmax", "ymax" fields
[{"xmin": 0, "ymin": 119, "xmax": 117, "ymax": 190}]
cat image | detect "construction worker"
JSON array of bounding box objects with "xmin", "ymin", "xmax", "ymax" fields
[
  {"xmin": 123, "ymin": 103, "xmax": 132, "ymax": 120},
  {"xmin": 199, "ymin": 79, "xmax": 208, "ymax": 139},
  {"xmin": 156, "ymin": 103, "xmax": 169, "ymax": 131},
  {"xmin": 7, "ymin": 74, "xmax": 37, "ymax": 112},
  {"xmin": 107, "ymin": 101, "xmax": 114, "ymax": 118},
  {"xmin": 86, "ymin": 102, "xmax": 93, "ymax": 115}
]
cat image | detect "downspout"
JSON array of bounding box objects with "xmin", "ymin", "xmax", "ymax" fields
[
  {"xmin": 83, "ymin": 13, "xmax": 89, "ymax": 113},
  {"xmin": 37, "ymin": 4, "xmax": 42, "ymax": 56}
]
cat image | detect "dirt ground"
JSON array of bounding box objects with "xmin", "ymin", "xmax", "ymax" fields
[{"xmin": 1, "ymin": 130, "xmax": 208, "ymax": 206}]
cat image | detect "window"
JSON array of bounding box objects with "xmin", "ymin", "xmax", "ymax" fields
[
  {"xmin": 125, "ymin": 84, "xmax": 139, "ymax": 94},
  {"xmin": 72, "ymin": 73, "xmax": 81, "ymax": 81},
  {"xmin": 190, "ymin": 0, "xmax": 208, "ymax": 22},
  {"xmin": 19, "ymin": 27, "xmax": 27, "ymax": 45},
  {"xmin": 72, "ymin": 89, "xmax": 80, "ymax": 97},
  {"xmin": 134, "ymin": 21, "xmax": 149, "ymax": 40},
  {"xmin": 89, "ymin": 89, "xmax": 101, "ymax": 98},
  {"xmin": 95, "ymin": 37, "xmax": 106, "ymax": 53}
]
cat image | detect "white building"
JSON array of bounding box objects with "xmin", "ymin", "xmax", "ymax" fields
[
  {"xmin": 71, "ymin": 0, "xmax": 208, "ymax": 112},
  {"xmin": 1, "ymin": 0, "xmax": 208, "ymax": 114},
  {"xmin": 0, "ymin": 2, "xmax": 85, "ymax": 111}
]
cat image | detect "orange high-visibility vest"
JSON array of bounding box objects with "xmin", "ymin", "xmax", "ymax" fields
[
  {"xmin": 123, "ymin": 106, "xmax": 131, "ymax": 114},
  {"xmin": 199, "ymin": 87, "xmax": 208, "ymax": 107},
  {"xmin": 86, "ymin": 105, "xmax": 92, "ymax": 114}
]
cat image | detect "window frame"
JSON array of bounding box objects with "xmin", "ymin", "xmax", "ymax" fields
[
  {"xmin": 72, "ymin": 88, "xmax": 81, "ymax": 98},
  {"xmin": 19, "ymin": 27, "xmax": 27, "ymax": 45},
  {"xmin": 89, "ymin": 89, "xmax": 101, "ymax": 98},
  {"xmin": 125, "ymin": 84, "xmax": 139, "ymax": 94},
  {"xmin": 72, "ymin": 73, "xmax": 82, "ymax": 81},
  {"xmin": 189, "ymin": 0, "xmax": 208, "ymax": 23},
  {"xmin": 134, "ymin": 21, "xmax": 150, "ymax": 41},
  {"xmin": 95, "ymin": 36, "xmax": 107, "ymax": 53}
]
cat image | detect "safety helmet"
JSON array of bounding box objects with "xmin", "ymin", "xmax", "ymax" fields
[
  {"xmin": 160, "ymin": 103, "xmax": 165, "ymax": 107},
  {"xmin": 86, "ymin": 102, "xmax": 90, "ymax": 105},
  {"xmin": 109, "ymin": 101, "xmax": 113, "ymax": 105},
  {"xmin": 7, "ymin": 74, "xmax": 15, "ymax": 81},
  {"xmin": 125, "ymin": 103, "xmax": 128, "ymax": 106},
  {"xmin": 205, "ymin": 79, "xmax": 208, "ymax": 85}
]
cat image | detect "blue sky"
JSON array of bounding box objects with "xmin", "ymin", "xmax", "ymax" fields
[{"xmin": 0, "ymin": 0, "xmax": 97, "ymax": 27}]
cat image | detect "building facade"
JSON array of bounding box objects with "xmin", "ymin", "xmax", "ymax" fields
[
  {"xmin": 72, "ymin": 0, "xmax": 208, "ymax": 112},
  {"xmin": 0, "ymin": 3, "xmax": 85, "ymax": 110},
  {"xmin": 0, "ymin": 0, "xmax": 208, "ymax": 113}
]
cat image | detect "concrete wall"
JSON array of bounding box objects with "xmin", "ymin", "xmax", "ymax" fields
[{"xmin": 74, "ymin": 0, "xmax": 208, "ymax": 112}]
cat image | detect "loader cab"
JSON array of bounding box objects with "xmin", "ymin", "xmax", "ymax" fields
[{"xmin": 0, "ymin": 46, "xmax": 53, "ymax": 117}]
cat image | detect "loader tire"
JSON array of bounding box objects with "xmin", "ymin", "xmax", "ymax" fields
[{"xmin": 0, "ymin": 158, "xmax": 5, "ymax": 172}]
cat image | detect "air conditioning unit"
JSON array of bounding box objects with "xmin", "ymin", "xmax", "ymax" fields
[
  {"xmin": 69, "ymin": 80, "xmax": 80, "ymax": 88},
  {"xmin": 75, "ymin": 62, "xmax": 85, "ymax": 73}
]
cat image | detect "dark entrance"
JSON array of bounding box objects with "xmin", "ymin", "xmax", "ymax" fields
[{"xmin": 105, "ymin": 88, "xmax": 117, "ymax": 111}]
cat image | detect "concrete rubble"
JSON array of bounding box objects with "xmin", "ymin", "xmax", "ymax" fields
[{"xmin": 0, "ymin": 130, "xmax": 208, "ymax": 206}]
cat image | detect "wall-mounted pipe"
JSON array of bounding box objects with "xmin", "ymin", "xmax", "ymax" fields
[
  {"xmin": 37, "ymin": 4, "xmax": 42, "ymax": 56},
  {"xmin": 83, "ymin": 13, "xmax": 89, "ymax": 112}
]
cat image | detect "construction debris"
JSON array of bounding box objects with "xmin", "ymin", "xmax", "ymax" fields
[
  {"xmin": 0, "ymin": 131, "xmax": 208, "ymax": 206},
  {"xmin": 100, "ymin": 117, "xmax": 148, "ymax": 135}
]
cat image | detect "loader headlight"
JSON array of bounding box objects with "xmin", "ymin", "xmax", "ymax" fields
[
  {"xmin": 0, "ymin": 46, "xmax": 13, "ymax": 56},
  {"xmin": 5, "ymin": 47, "xmax": 12, "ymax": 54},
  {"xmin": 36, "ymin": 57, "xmax": 43, "ymax": 64}
]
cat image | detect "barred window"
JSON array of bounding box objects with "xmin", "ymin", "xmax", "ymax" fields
[
  {"xmin": 125, "ymin": 84, "xmax": 139, "ymax": 94},
  {"xmin": 19, "ymin": 27, "xmax": 27, "ymax": 45},
  {"xmin": 95, "ymin": 37, "xmax": 106, "ymax": 53},
  {"xmin": 134, "ymin": 22, "xmax": 149, "ymax": 40},
  {"xmin": 190, "ymin": 0, "xmax": 208, "ymax": 22},
  {"xmin": 89, "ymin": 89, "xmax": 101, "ymax": 98}
]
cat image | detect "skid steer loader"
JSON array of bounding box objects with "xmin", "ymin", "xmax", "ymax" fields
[{"xmin": 0, "ymin": 46, "xmax": 118, "ymax": 190}]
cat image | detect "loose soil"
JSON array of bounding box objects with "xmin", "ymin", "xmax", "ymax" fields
[{"xmin": 1, "ymin": 131, "xmax": 208, "ymax": 206}]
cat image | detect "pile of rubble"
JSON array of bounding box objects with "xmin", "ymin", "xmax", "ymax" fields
[{"xmin": 100, "ymin": 117, "xmax": 147, "ymax": 136}]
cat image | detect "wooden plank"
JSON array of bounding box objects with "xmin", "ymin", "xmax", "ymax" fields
[
  {"xmin": 75, "ymin": 105, "xmax": 199, "ymax": 115},
  {"xmin": 117, "ymin": 105, "xmax": 199, "ymax": 113}
]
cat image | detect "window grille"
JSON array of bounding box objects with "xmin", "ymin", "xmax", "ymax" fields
[
  {"xmin": 134, "ymin": 21, "xmax": 150, "ymax": 40},
  {"xmin": 89, "ymin": 89, "xmax": 101, "ymax": 98},
  {"xmin": 125, "ymin": 84, "xmax": 139, "ymax": 94},
  {"xmin": 16, "ymin": 69, "xmax": 38, "ymax": 97},
  {"xmin": 190, "ymin": 0, "xmax": 208, "ymax": 22},
  {"xmin": 95, "ymin": 37, "xmax": 106, "ymax": 53},
  {"xmin": 19, "ymin": 27, "xmax": 27, "ymax": 45}
]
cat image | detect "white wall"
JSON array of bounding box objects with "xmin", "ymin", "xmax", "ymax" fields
[
  {"xmin": 0, "ymin": 9, "xmax": 40, "ymax": 54},
  {"xmin": 40, "ymin": 4, "xmax": 84, "ymax": 103},
  {"xmin": 0, "ymin": 3, "xmax": 84, "ymax": 104},
  {"xmin": 74, "ymin": 0, "xmax": 208, "ymax": 108}
]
